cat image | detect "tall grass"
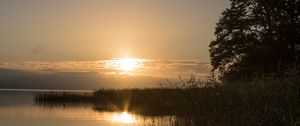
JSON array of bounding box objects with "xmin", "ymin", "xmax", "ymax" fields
[{"xmin": 35, "ymin": 73, "xmax": 300, "ymax": 126}]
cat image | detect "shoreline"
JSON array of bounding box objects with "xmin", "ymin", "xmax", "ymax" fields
[{"xmin": 0, "ymin": 88, "xmax": 93, "ymax": 93}]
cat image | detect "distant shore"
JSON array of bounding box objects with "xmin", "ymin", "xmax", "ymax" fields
[{"xmin": 0, "ymin": 88, "xmax": 93, "ymax": 93}]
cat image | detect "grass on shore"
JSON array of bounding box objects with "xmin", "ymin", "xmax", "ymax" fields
[{"xmin": 35, "ymin": 74, "xmax": 300, "ymax": 126}]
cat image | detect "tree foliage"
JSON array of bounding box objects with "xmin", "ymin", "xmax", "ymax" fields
[{"xmin": 209, "ymin": 0, "xmax": 300, "ymax": 80}]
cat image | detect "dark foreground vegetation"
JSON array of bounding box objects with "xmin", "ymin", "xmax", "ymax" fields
[
  {"xmin": 209, "ymin": 0, "xmax": 300, "ymax": 81},
  {"xmin": 35, "ymin": 73, "xmax": 300, "ymax": 126}
]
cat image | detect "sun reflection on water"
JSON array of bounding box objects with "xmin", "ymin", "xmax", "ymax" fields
[{"xmin": 111, "ymin": 112, "xmax": 137, "ymax": 124}]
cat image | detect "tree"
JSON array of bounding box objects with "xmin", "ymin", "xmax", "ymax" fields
[{"xmin": 209, "ymin": 0, "xmax": 300, "ymax": 81}]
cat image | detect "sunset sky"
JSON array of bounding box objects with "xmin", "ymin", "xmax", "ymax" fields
[{"xmin": 0, "ymin": 0, "xmax": 229, "ymax": 89}]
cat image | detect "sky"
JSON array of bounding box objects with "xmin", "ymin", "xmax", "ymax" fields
[
  {"xmin": 0, "ymin": 0, "xmax": 229, "ymax": 61},
  {"xmin": 0, "ymin": 0, "xmax": 230, "ymax": 89}
]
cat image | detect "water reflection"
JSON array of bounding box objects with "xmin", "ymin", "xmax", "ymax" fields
[
  {"xmin": 33, "ymin": 91, "xmax": 206, "ymax": 126},
  {"xmin": 34, "ymin": 103, "xmax": 177, "ymax": 126},
  {"xmin": 35, "ymin": 100, "xmax": 194, "ymax": 126},
  {"xmin": 111, "ymin": 112, "xmax": 137, "ymax": 124},
  {"xmin": 0, "ymin": 91, "xmax": 181, "ymax": 126}
]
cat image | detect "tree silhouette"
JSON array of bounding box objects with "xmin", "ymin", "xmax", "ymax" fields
[{"xmin": 209, "ymin": 0, "xmax": 300, "ymax": 80}]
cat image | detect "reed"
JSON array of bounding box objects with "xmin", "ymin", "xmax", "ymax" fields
[{"xmin": 35, "ymin": 73, "xmax": 300, "ymax": 126}]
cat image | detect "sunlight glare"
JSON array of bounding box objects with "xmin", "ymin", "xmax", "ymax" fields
[
  {"xmin": 118, "ymin": 58, "xmax": 140, "ymax": 71},
  {"xmin": 112, "ymin": 112, "xmax": 136, "ymax": 124},
  {"xmin": 105, "ymin": 57, "xmax": 144, "ymax": 74}
]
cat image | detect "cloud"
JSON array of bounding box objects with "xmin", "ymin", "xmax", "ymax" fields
[
  {"xmin": 0, "ymin": 60, "xmax": 211, "ymax": 89},
  {"xmin": 0, "ymin": 60, "xmax": 211, "ymax": 77},
  {"xmin": 0, "ymin": 67, "xmax": 159, "ymax": 89},
  {"xmin": 141, "ymin": 59, "xmax": 211, "ymax": 78}
]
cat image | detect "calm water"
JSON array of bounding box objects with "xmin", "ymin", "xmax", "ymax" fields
[{"xmin": 0, "ymin": 90, "xmax": 174, "ymax": 126}]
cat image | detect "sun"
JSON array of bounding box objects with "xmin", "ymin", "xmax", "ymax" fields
[
  {"xmin": 118, "ymin": 58, "xmax": 141, "ymax": 71},
  {"xmin": 105, "ymin": 57, "xmax": 144, "ymax": 73}
]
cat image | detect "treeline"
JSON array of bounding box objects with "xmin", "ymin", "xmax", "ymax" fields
[{"xmin": 210, "ymin": 0, "xmax": 300, "ymax": 81}]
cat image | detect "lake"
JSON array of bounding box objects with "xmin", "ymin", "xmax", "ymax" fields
[{"xmin": 0, "ymin": 89, "xmax": 175, "ymax": 126}]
